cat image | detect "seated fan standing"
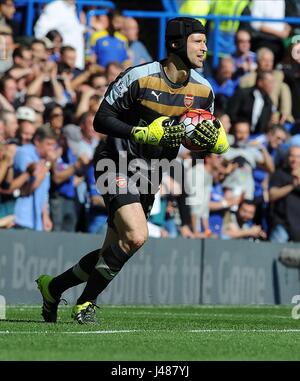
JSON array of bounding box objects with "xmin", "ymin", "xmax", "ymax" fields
[{"xmin": 36, "ymin": 17, "xmax": 229, "ymax": 324}]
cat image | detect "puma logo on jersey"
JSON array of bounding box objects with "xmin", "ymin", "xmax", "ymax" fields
[{"xmin": 151, "ymin": 90, "xmax": 162, "ymax": 102}]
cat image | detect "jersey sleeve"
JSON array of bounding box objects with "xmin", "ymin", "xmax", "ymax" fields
[{"xmin": 93, "ymin": 67, "xmax": 140, "ymax": 139}]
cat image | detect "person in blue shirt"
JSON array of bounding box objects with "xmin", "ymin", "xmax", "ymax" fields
[
  {"xmin": 13, "ymin": 125, "xmax": 57, "ymax": 231},
  {"xmin": 208, "ymin": 56, "xmax": 239, "ymax": 98},
  {"xmin": 92, "ymin": 32, "xmax": 128, "ymax": 69},
  {"xmin": 207, "ymin": 56, "xmax": 239, "ymax": 112},
  {"xmin": 50, "ymin": 132, "xmax": 90, "ymax": 232},
  {"xmin": 86, "ymin": 161, "xmax": 107, "ymax": 234},
  {"xmin": 250, "ymin": 124, "xmax": 288, "ymax": 231},
  {"xmin": 121, "ymin": 17, "xmax": 152, "ymax": 67},
  {"xmin": 232, "ymin": 29, "xmax": 257, "ymax": 80}
]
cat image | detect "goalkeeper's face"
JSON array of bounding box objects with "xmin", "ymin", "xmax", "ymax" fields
[{"xmin": 186, "ymin": 33, "xmax": 207, "ymax": 69}]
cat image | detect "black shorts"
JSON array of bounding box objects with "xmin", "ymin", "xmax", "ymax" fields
[{"xmin": 95, "ymin": 169, "xmax": 157, "ymax": 230}]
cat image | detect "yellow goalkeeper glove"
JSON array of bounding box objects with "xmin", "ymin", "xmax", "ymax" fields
[
  {"xmin": 131, "ymin": 117, "xmax": 185, "ymax": 148},
  {"xmin": 191, "ymin": 119, "xmax": 230, "ymax": 154}
]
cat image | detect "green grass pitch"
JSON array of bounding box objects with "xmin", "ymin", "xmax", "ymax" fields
[{"xmin": 1, "ymin": 305, "xmax": 300, "ymax": 360}]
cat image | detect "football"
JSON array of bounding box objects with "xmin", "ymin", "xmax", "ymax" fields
[{"xmin": 179, "ymin": 108, "xmax": 216, "ymax": 152}]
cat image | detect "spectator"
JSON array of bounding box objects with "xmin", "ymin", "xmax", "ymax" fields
[
  {"xmin": 34, "ymin": 0, "xmax": 85, "ymax": 70},
  {"xmin": 89, "ymin": 73, "xmax": 107, "ymax": 96},
  {"xmin": 232, "ymin": 29, "xmax": 257, "ymax": 80},
  {"xmin": 214, "ymin": 108, "xmax": 234, "ymax": 145},
  {"xmin": 106, "ymin": 61, "xmax": 123, "ymax": 84},
  {"xmin": 86, "ymin": 161, "xmax": 107, "ymax": 234},
  {"xmin": 179, "ymin": 0, "xmax": 210, "ymax": 26},
  {"xmin": 24, "ymin": 95, "xmax": 45, "ymax": 128},
  {"xmin": 44, "ymin": 103, "xmax": 64, "ymax": 137},
  {"xmin": 13, "ymin": 125, "xmax": 58, "ymax": 231},
  {"xmin": 121, "ymin": 17, "xmax": 152, "ymax": 66},
  {"xmin": 239, "ymin": 47, "xmax": 293, "ymax": 124},
  {"xmin": 74, "ymin": 112, "xmax": 99, "ymax": 231},
  {"xmin": 222, "ymin": 199, "xmax": 267, "ymax": 240},
  {"xmin": 0, "ymin": 140, "xmax": 16, "ymax": 222},
  {"xmin": 269, "ymin": 145, "xmax": 300, "ymax": 242},
  {"xmin": 281, "ymin": 37, "xmax": 300, "ymax": 133},
  {"xmin": 250, "ymin": 124, "xmax": 288, "ymax": 229},
  {"xmin": 31, "ymin": 39, "xmax": 48, "ymax": 65},
  {"xmin": 251, "ymin": 124, "xmax": 288, "ymax": 165},
  {"xmin": 207, "ymin": 56, "xmax": 239, "ymax": 111},
  {"xmin": 228, "ymin": 71, "xmax": 275, "ymax": 134},
  {"xmin": 70, "ymin": 65, "xmax": 105, "ymax": 119},
  {"xmin": 8, "ymin": 45, "xmax": 33, "ymax": 81},
  {"xmin": 0, "ymin": 0, "xmax": 15, "ymax": 31},
  {"xmin": 0, "ymin": 109, "xmax": 18, "ymax": 142},
  {"xmin": 78, "ymin": 112, "xmax": 99, "ymax": 160},
  {"xmin": 251, "ymin": 0, "xmax": 291, "ymax": 63},
  {"xmin": 75, "ymin": 79, "xmax": 104, "ymax": 120},
  {"xmin": 15, "ymin": 106, "xmax": 36, "ymax": 145},
  {"xmin": 26, "ymin": 60, "xmax": 65, "ymax": 106},
  {"xmin": 222, "ymin": 120, "xmax": 274, "ymax": 204},
  {"xmin": 226, "ymin": 120, "xmax": 274, "ymax": 172},
  {"xmin": 59, "ymin": 45, "xmax": 82, "ymax": 78},
  {"xmin": 0, "ymin": 75, "xmax": 17, "ymax": 110},
  {"xmin": 209, "ymin": 159, "xmax": 241, "ymax": 236},
  {"xmin": 45, "ymin": 29, "xmax": 63, "ymax": 63},
  {"xmin": 0, "ymin": 24, "xmax": 14, "ymax": 73},
  {"xmin": 80, "ymin": 6, "xmax": 109, "ymax": 34},
  {"xmin": 207, "ymin": 0, "xmax": 250, "ymax": 57},
  {"xmin": 185, "ymin": 154, "xmax": 214, "ymax": 238},
  {"xmin": 49, "ymin": 131, "xmax": 89, "ymax": 232},
  {"xmin": 90, "ymin": 10, "xmax": 129, "ymax": 70}
]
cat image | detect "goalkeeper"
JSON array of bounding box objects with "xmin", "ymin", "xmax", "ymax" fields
[{"xmin": 36, "ymin": 17, "xmax": 229, "ymax": 324}]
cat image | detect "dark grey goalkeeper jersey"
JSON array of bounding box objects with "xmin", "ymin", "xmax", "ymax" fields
[{"xmin": 93, "ymin": 60, "xmax": 214, "ymax": 164}]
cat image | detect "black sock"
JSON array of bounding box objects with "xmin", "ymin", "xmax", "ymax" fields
[
  {"xmin": 78, "ymin": 249, "xmax": 101, "ymax": 274},
  {"xmin": 49, "ymin": 249, "xmax": 100, "ymax": 300},
  {"xmin": 76, "ymin": 244, "xmax": 129, "ymax": 304},
  {"xmin": 76, "ymin": 268, "xmax": 110, "ymax": 304}
]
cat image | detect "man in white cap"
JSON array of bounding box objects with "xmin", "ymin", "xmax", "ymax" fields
[{"xmin": 16, "ymin": 106, "xmax": 37, "ymax": 145}]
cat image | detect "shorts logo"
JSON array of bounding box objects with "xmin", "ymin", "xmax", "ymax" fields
[
  {"xmin": 184, "ymin": 94, "xmax": 194, "ymax": 108},
  {"xmin": 114, "ymin": 79, "xmax": 128, "ymax": 97},
  {"xmin": 115, "ymin": 176, "xmax": 127, "ymax": 188}
]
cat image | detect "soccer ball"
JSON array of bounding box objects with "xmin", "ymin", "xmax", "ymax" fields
[{"xmin": 179, "ymin": 108, "xmax": 216, "ymax": 152}]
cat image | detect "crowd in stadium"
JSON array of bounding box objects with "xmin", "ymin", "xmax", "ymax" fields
[{"xmin": 0, "ymin": 0, "xmax": 300, "ymax": 242}]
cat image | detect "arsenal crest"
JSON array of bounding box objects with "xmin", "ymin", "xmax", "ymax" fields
[
  {"xmin": 115, "ymin": 176, "xmax": 127, "ymax": 188},
  {"xmin": 184, "ymin": 94, "xmax": 194, "ymax": 108}
]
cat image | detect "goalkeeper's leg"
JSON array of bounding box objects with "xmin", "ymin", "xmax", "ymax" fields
[
  {"xmin": 36, "ymin": 228, "xmax": 117, "ymax": 322},
  {"xmin": 72, "ymin": 201, "xmax": 149, "ymax": 324},
  {"xmin": 46, "ymin": 228, "xmax": 118, "ymax": 299}
]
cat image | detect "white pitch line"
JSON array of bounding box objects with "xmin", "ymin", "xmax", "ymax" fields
[
  {"xmin": 1, "ymin": 328, "xmax": 300, "ymax": 334},
  {"xmin": 189, "ymin": 329, "xmax": 300, "ymax": 333},
  {"xmin": 0, "ymin": 329, "xmax": 142, "ymax": 334},
  {"xmin": 66, "ymin": 330, "xmax": 142, "ymax": 334}
]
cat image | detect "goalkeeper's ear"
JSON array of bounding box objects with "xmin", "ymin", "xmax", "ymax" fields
[{"xmin": 210, "ymin": 120, "xmax": 230, "ymax": 154}]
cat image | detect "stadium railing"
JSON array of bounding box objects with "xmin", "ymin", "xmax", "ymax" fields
[
  {"xmin": 14, "ymin": 1, "xmax": 300, "ymax": 68},
  {"xmin": 14, "ymin": 0, "xmax": 115, "ymax": 37},
  {"xmin": 86, "ymin": 10, "xmax": 300, "ymax": 68}
]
